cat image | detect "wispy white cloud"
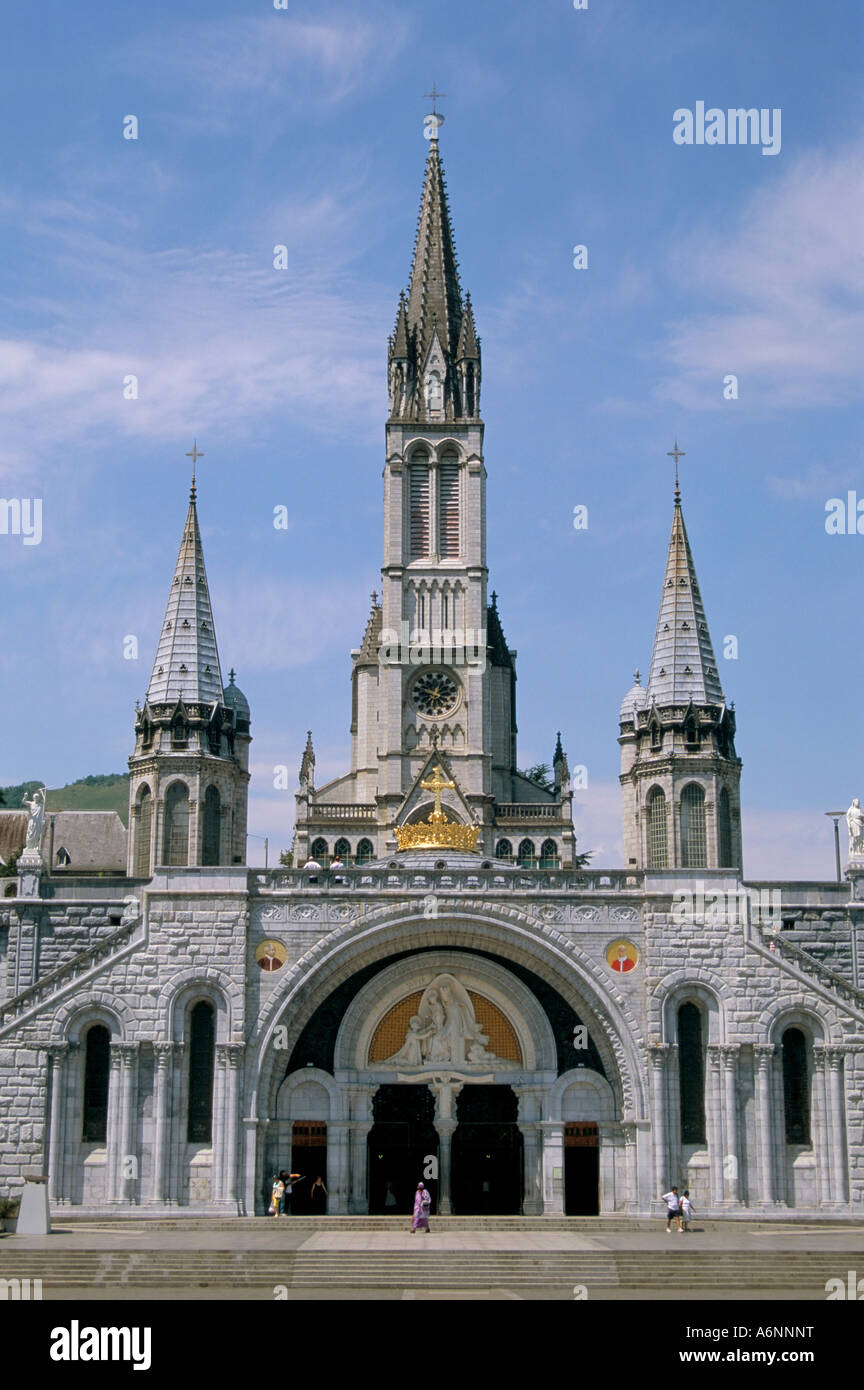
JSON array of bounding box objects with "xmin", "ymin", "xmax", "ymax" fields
[
  {"xmin": 657, "ymin": 142, "xmax": 864, "ymax": 409},
  {"xmin": 0, "ymin": 189, "xmax": 389, "ymax": 477},
  {"xmin": 117, "ymin": 10, "xmax": 413, "ymax": 131}
]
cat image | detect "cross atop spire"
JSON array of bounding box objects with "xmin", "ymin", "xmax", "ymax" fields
[
  {"xmin": 186, "ymin": 439, "xmax": 204, "ymax": 498},
  {"xmin": 423, "ymin": 84, "xmax": 446, "ymax": 118},
  {"xmin": 667, "ymin": 440, "xmax": 686, "ymax": 500}
]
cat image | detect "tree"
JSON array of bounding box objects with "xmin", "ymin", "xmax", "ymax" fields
[
  {"xmin": 0, "ymin": 849, "xmax": 20, "ymax": 878},
  {"xmin": 518, "ymin": 763, "xmax": 555, "ymax": 792},
  {"xmin": 278, "ymin": 850, "xmax": 293, "ymax": 868}
]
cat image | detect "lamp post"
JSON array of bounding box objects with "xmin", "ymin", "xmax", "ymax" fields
[
  {"xmin": 824, "ymin": 812, "xmax": 845, "ymax": 884},
  {"xmin": 246, "ymin": 833, "xmax": 269, "ymax": 869}
]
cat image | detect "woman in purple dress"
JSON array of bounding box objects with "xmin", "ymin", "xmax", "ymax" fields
[{"xmin": 411, "ymin": 1182, "xmax": 432, "ymax": 1234}]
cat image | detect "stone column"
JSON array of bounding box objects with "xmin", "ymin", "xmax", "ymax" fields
[
  {"xmin": 812, "ymin": 1047, "xmax": 831, "ymax": 1206},
  {"xmin": 60, "ymin": 1043, "xmax": 81, "ymax": 1205},
  {"xmin": 771, "ymin": 1049, "xmax": 788, "ymax": 1206},
  {"xmin": 327, "ymin": 1121, "xmax": 351, "ymax": 1215},
  {"xmin": 540, "ymin": 1121, "xmax": 565, "ymax": 1214},
  {"xmin": 620, "ymin": 1121, "xmax": 639, "ymax": 1212},
  {"xmin": 220, "ymin": 1044, "xmax": 244, "ymax": 1207},
  {"xmin": 211, "ymin": 1045, "xmax": 228, "ymax": 1203},
  {"xmin": 706, "ymin": 1046, "xmax": 724, "ymax": 1206},
  {"xmin": 149, "ymin": 1043, "xmax": 175, "ymax": 1205},
  {"xmin": 666, "ymin": 1042, "xmax": 681, "ymax": 1187},
  {"xmin": 753, "ymin": 1045, "xmax": 776, "ymax": 1207},
  {"xmin": 825, "ymin": 1047, "xmax": 848, "ymax": 1207},
  {"xmin": 242, "ymin": 1117, "xmax": 261, "ymax": 1216},
  {"xmin": 515, "ymin": 1083, "xmax": 547, "ymax": 1217},
  {"xmin": 648, "ymin": 1045, "xmax": 670, "ymax": 1195},
  {"xmin": 45, "ymin": 1044, "xmax": 70, "ymax": 1206},
  {"xmin": 435, "ymin": 1121, "xmax": 457, "ymax": 1215},
  {"xmin": 166, "ymin": 1042, "xmax": 186, "ymax": 1205},
  {"xmin": 108, "ymin": 1042, "xmax": 139, "ymax": 1204},
  {"xmin": 518, "ymin": 1124, "xmax": 543, "ymax": 1215},
  {"xmin": 720, "ymin": 1045, "xmax": 740, "ymax": 1204},
  {"xmin": 348, "ymin": 1122, "xmax": 372, "ymax": 1214}
]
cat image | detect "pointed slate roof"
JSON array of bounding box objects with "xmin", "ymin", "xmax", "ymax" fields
[
  {"xmin": 645, "ymin": 492, "xmax": 725, "ymax": 707},
  {"xmin": 359, "ymin": 598, "xmax": 383, "ymax": 663},
  {"xmin": 405, "ymin": 136, "xmax": 463, "ymax": 361},
  {"xmin": 456, "ymin": 292, "xmax": 479, "ymax": 359},
  {"xmin": 146, "ymin": 484, "xmax": 225, "ymax": 706}
]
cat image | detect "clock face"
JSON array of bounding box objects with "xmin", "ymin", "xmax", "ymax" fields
[{"xmin": 411, "ymin": 670, "xmax": 459, "ymax": 718}]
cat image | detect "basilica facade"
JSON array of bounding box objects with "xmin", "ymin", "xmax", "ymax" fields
[{"xmin": 1, "ymin": 129, "xmax": 862, "ymax": 1220}]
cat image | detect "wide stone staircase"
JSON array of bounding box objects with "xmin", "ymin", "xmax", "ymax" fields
[{"xmin": 2, "ymin": 1217, "xmax": 856, "ymax": 1294}]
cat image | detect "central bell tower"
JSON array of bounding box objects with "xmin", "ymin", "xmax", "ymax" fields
[{"xmin": 293, "ymin": 116, "xmax": 577, "ymax": 867}]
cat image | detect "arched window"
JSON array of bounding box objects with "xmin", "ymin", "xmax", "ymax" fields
[
  {"xmin": 163, "ymin": 782, "xmax": 190, "ymax": 867},
  {"xmin": 333, "ymin": 837, "xmax": 351, "ymax": 864},
  {"xmin": 409, "ymin": 453, "xmax": 430, "ymax": 559},
  {"xmin": 135, "ymin": 785, "xmax": 152, "ymax": 878},
  {"xmin": 171, "ymin": 714, "xmax": 189, "ymax": 749},
  {"xmin": 187, "ymin": 1001, "xmax": 216, "ymax": 1143},
  {"xmin": 539, "ymin": 838, "xmax": 560, "ymax": 869},
  {"xmin": 208, "ymin": 718, "xmax": 222, "ymax": 757},
  {"xmin": 355, "ymin": 839, "xmax": 374, "ymax": 865},
  {"xmin": 495, "ymin": 839, "xmax": 513, "ymax": 862},
  {"xmin": 202, "ymin": 785, "xmax": 221, "ymax": 866},
  {"xmin": 646, "ymin": 787, "xmax": 668, "ymax": 869},
  {"xmin": 678, "ymin": 1003, "xmax": 706, "ymax": 1144},
  {"xmin": 782, "ymin": 1027, "xmax": 810, "ymax": 1144},
  {"xmin": 681, "ymin": 783, "xmax": 707, "ymax": 868},
  {"xmin": 82, "ymin": 1025, "xmax": 110, "ymax": 1143},
  {"xmin": 438, "ymin": 451, "xmax": 460, "ymax": 558},
  {"xmin": 650, "ymin": 720, "xmax": 663, "ymax": 750},
  {"xmin": 683, "ymin": 717, "xmax": 700, "ymax": 748},
  {"xmin": 718, "ymin": 787, "xmax": 733, "ymax": 868},
  {"xmin": 517, "ymin": 839, "xmax": 536, "ymax": 868},
  {"xmin": 310, "ymin": 838, "xmax": 328, "ymax": 862}
]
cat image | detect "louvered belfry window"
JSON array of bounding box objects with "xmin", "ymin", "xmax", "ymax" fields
[
  {"xmin": 136, "ymin": 786, "xmax": 152, "ymax": 877},
  {"xmin": 438, "ymin": 454, "xmax": 460, "ymax": 557},
  {"xmin": 681, "ymin": 782, "xmax": 707, "ymax": 868},
  {"xmin": 409, "ymin": 458, "xmax": 430, "ymax": 558},
  {"xmin": 647, "ymin": 786, "xmax": 668, "ymax": 869}
]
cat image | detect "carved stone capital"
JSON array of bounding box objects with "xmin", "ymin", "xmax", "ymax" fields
[{"xmin": 216, "ymin": 1042, "xmax": 245, "ymax": 1069}]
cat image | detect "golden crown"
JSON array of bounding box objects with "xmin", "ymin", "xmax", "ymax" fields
[{"xmin": 394, "ymin": 816, "xmax": 481, "ymax": 852}]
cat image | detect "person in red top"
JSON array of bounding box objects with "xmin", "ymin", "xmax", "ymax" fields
[{"xmin": 611, "ymin": 945, "xmax": 636, "ymax": 973}]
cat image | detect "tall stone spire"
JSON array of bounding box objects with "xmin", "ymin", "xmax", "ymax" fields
[
  {"xmin": 388, "ymin": 124, "xmax": 480, "ymax": 423},
  {"xmin": 645, "ymin": 493, "xmax": 725, "ymax": 708},
  {"xmin": 146, "ymin": 481, "xmax": 224, "ymax": 706},
  {"xmin": 406, "ymin": 134, "xmax": 463, "ymax": 361}
]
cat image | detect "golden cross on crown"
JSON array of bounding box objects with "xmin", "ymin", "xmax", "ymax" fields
[{"xmin": 421, "ymin": 764, "xmax": 455, "ymax": 822}]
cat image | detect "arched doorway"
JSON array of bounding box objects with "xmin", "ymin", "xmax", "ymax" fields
[
  {"xmin": 451, "ymin": 1085, "xmax": 523, "ymax": 1214},
  {"xmin": 564, "ymin": 1123, "xmax": 599, "ymax": 1214},
  {"xmin": 367, "ymin": 1084, "xmax": 438, "ymax": 1215},
  {"xmin": 291, "ymin": 1122, "xmax": 327, "ymax": 1213}
]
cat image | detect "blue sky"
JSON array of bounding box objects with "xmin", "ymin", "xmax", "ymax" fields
[{"xmin": 0, "ymin": 0, "xmax": 861, "ymax": 875}]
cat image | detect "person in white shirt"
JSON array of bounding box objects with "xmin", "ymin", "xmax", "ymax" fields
[
  {"xmin": 303, "ymin": 857, "xmax": 321, "ymax": 870},
  {"xmin": 661, "ymin": 1187, "xmax": 682, "ymax": 1232},
  {"xmin": 680, "ymin": 1190, "xmax": 695, "ymax": 1231}
]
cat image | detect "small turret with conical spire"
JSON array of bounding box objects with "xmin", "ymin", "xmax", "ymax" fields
[
  {"xmin": 619, "ymin": 459, "xmax": 742, "ymax": 873},
  {"xmin": 127, "ymin": 470, "xmax": 251, "ymax": 875}
]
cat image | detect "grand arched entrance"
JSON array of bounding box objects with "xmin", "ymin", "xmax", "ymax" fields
[{"xmin": 256, "ymin": 937, "xmax": 644, "ymax": 1216}]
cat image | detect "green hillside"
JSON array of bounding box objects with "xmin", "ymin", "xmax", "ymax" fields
[{"xmin": 1, "ymin": 774, "xmax": 130, "ymax": 826}]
